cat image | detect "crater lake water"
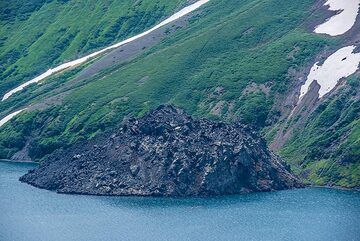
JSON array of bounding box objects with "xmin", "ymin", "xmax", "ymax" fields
[{"xmin": 0, "ymin": 161, "xmax": 359, "ymax": 241}]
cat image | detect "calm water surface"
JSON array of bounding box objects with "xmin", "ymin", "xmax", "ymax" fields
[{"xmin": 0, "ymin": 161, "xmax": 359, "ymax": 241}]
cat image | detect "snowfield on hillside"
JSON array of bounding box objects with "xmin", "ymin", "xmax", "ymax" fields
[
  {"xmin": 0, "ymin": 109, "xmax": 26, "ymax": 127},
  {"xmin": 314, "ymin": 0, "xmax": 360, "ymax": 36},
  {"xmin": 1, "ymin": 0, "xmax": 210, "ymax": 101},
  {"xmin": 299, "ymin": 46, "xmax": 360, "ymax": 100}
]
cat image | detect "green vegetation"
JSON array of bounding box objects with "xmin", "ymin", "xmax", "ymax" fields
[
  {"xmin": 0, "ymin": 0, "xmax": 186, "ymax": 96},
  {"xmin": 280, "ymin": 76, "xmax": 360, "ymax": 188},
  {"xmin": 0, "ymin": 0, "xmax": 358, "ymax": 188}
]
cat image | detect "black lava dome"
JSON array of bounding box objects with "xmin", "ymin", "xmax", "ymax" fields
[{"xmin": 20, "ymin": 105, "xmax": 302, "ymax": 196}]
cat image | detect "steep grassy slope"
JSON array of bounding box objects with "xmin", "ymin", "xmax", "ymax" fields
[
  {"xmin": 279, "ymin": 75, "xmax": 360, "ymax": 188},
  {"xmin": 0, "ymin": 0, "xmax": 358, "ymax": 188},
  {"xmin": 0, "ymin": 0, "xmax": 186, "ymax": 96}
]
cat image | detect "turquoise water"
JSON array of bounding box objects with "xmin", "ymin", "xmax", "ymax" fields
[{"xmin": 0, "ymin": 161, "xmax": 359, "ymax": 241}]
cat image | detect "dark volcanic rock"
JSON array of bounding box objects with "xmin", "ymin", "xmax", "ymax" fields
[{"xmin": 20, "ymin": 105, "xmax": 302, "ymax": 196}]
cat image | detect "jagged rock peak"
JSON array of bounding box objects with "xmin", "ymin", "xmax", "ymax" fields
[{"xmin": 20, "ymin": 105, "xmax": 302, "ymax": 196}]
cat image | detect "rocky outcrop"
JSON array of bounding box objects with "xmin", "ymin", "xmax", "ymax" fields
[{"xmin": 20, "ymin": 105, "xmax": 302, "ymax": 196}]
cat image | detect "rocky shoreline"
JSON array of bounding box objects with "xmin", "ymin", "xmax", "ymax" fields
[{"xmin": 20, "ymin": 105, "xmax": 303, "ymax": 196}]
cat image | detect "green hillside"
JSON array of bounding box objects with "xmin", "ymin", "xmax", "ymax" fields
[
  {"xmin": 0, "ymin": 0, "xmax": 186, "ymax": 96},
  {"xmin": 0, "ymin": 0, "xmax": 358, "ymax": 188},
  {"xmin": 279, "ymin": 75, "xmax": 360, "ymax": 188}
]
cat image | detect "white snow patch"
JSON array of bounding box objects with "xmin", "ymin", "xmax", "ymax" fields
[
  {"xmin": 0, "ymin": 109, "xmax": 26, "ymax": 127},
  {"xmin": 2, "ymin": 0, "xmax": 210, "ymax": 101},
  {"xmin": 314, "ymin": 0, "xmax": 360, "ymax": 36},
  {"xmin": 299, "ymin": 46, "xmax": 360, "ymax": 101}
]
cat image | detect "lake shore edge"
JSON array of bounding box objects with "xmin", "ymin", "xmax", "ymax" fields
[{"xmin": 1, "ymin": 159, "xmax": 358, "ymax": 193}]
